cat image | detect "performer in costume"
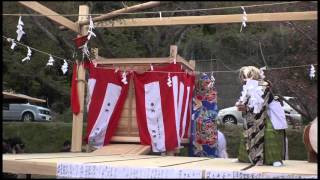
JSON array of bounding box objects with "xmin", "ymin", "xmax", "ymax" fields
[
  {"xmin": 236, "ymin": 66, "xmax": 288, "ymax": 166},
  {"xmin": 190, "ymin": 73, "xmax": 219, "ymax": 157}
]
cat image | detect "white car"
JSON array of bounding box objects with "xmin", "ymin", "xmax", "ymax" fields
[{"xmin": 217, "ymin": 97, "xmax": 302, "ymax": 125}]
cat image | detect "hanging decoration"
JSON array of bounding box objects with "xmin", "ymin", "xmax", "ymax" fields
[
  {"xmin": 46, "ymin": 55, "xmax": 55, "ymax": 66},
  {"xmin": 259, "ymin": 66, "xmax": 266, "ymax": 79},
  {"xmin": 309, "ymin": 64, "xmax": 315, "ymax": 79},
  {"xmin": 16, "ymin": 16, "xmax": 25, "ymax": 41},
  {"xmin": 8, "ymin": 38, "xmax": 17, "ymax": 50},
  {"xmin": 121, "ymin": 71, "xmax": 128, "ymax": 84},
  {"xmin": 87, "ymin": 16, "xmax": 96, "ymax": 40},
  {"xmin": 207, "ymin": 72, "xmax": 215, "ymax": 88},
  {"xmin": 61, "ymin": 59, "xmax": 68, "ymax": 74},
  {"xmin": 240, "ymin": 6, "xmax": 247, "ymax": 32},
  {"xmin": 167, "ymin": 73, "xmax": 172, "ymax": 87},
  {"xmin": 21, "ymin": 46, "xmax": 32, "ymax": 62},
  {"xmin": 159, "ymin": 11, "xmax": 162, "ymax": 21}
]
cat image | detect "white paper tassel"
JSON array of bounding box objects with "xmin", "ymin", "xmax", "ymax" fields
[
  {"xmin": 159, "ymin": 11, "xmax": 162, "ymax": 21},
  {"xmin": 16, "ymin": 16, "xmax": 25, "ymax": 41},
  {"xmin": 208, "ymin": 72, "xmax": 215, "ymax": 88},
  {"xmin": 87, "ymin": 16, "xmax": 96, "ymax": 40},
  {"xmin": 240, "ymin": 6, "xmax": 247, "ymax": 32},
  {"xmin": 167, "ymin": 73, "xmax": 172, "ymax": 87},
  {"xmin": 61, "ymin": 59, "xmax": 68, "ymax": 74},
  {"xmin": 82, "ymin": 42, "xmax": 90, "ymax": 59},
  {"xmin": 309, "ymin": 65, "xmax": 315, "ymax": 79},
  {"xmin": 10, "ymin": 39, "xmax": 17, "ymax": 50},
  {"xmin": 21, "ymin": 46, "xmax": 32, "ymax": 62},
  {"xmin": 150, "ymin": 64, "xmax": 154, "ymax": 71},
  {"xmin": 259, "ymin": 66, "xmax": 266, "ymax": 79},
  {"xmin": 46, "ymin": 55, "xmax": 55, "ymax": 66},
  {"xmin": 121, "ymin": 71, "xmax": 128, "ymax": 84}
]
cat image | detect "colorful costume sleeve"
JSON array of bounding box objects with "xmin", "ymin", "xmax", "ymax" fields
[{"xmin": 190, "ymin": 73, "xmax": 219, "ymax": 157}]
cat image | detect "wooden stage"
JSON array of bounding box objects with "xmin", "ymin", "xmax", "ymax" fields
[{"xmin": 3, "ymin": 152, "xmax": 317, "ymax": 179}]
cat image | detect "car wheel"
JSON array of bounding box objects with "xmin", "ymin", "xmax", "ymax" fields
[
  {"xmin": 22, "ymin": 112, "xmax": 34, "ymax": 122},
  {"xmin": 223, "ymin": 115, "xmax": 237, "ymax": 125}
]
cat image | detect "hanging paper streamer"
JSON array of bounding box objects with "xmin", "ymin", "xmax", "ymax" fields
[
  {"xmin": 46, "ymin": 55, "xmax": 55, "ymax": 66},
  {"xmin": 61, "ymin": 59, "xmax": 68, "ymax": 74},
  {"xmin": 16, "ymin": 16, "xmax": 25, "ymax": 41},
  {"xmin": 8, "ymin": 38, "xmax": 17, "ymax": 50},
  {"xmin": 309, "ymin": 65, "xmax": 315, "ymax": 79},
  {"xmin": 150, "ymin": 64, "xmax": 154, "ymax": 71},
  {"xmin": 87, "ymin": 16, "xmax": 96, "ymax": 40},
  {"xmin": 121, "ymin": 71, "xmax": 128, "ymax": 84},
  {"xmin": 82, "ymin": 42, "xmax": 90, "ymax": 59},
  {"xmin": 167, "ymin": 73, "xmax": 172, "ymax": 87},
  {"xmin": 240, "ymin": 6, "xmax": 247, "ymax": 32},
  {"xmin": 21, "ymin": 46, "xmax": 32, "ymax": 62},
  {"xmin": 208, "ymin": 72, "xmax": 215, "ymax": 88},
  {"xmin": 159, "ymin": 11, "xmax": 162, "ymax": 21},
  {"xmin": 259, "ymin": 66, "xmax": 266, "ymax": 79}
]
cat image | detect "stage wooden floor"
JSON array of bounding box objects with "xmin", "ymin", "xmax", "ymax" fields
[{"xmin": 3, "ymin": 153, "xmax": 317, "ymax": 178}]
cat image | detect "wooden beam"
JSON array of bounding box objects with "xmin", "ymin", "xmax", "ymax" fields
[
  {"xmin": 96, "ymin": 57, "xmax": 172, "ymax": 64},
  {"xmin": 79, "ymin": 1, "xmax": 161, "ymax": 26},
  {"xmin": 71, "ymin": 5, "xmax": 89, "ymax": 153},
  {"xmin": 3, "ymin": 92, "xmax": 46, "ymax": 103},
  {"xmin": 95, "ymin": 56, "xmax": 194, "ymax": 70},
  {"xmin": 18, "ymin": 1, "xmax": 79, "ymax": 33},
  {"xmin": 94, "ymin": 11, "xmax": 317, "ymax": 28}
]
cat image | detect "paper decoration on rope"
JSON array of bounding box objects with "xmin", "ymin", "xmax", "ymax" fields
[
  {"xmin": 159, "ymin": 11, "xmax": 162, "ymax": 21},
  {"xmin": 21, "ymin": 46, "xmax": 32, "ymax": 62},
  {"xmin": 208, "ymin": 72, "xmax": 215, "ymax": 88},
  {"xmin": 167, "ymin": 73, "xmax": 172, "ymax": 87},
  {"xmin": 61, "ymin": 59, "xmax": 68, "ymax": 74},
  {"xmin": 150, "ymin": 64, "xmax": 154, "ymax": 71},
  {"xmin": 240, "ymin": 6, "xmax": 247, "ymax": 32},
  {"xmin": 7, "ymin": 38, "xmax": 17, "ymax": 50},
  {"xmin": 236, "ymin": 79, "xmax": 264, "ymax": 114},
  {"xmin": 82, "ymin": 42, "xmax": 90, "ymax": 59},
  {"xmin": 16, "ymin": 16, "xmax": 25, "ymax": 41},
  {"xmin": 87, "ymin": 16, "xmax": 96, "ymax": 40},
  {"xmin": 46, "ymin": 55, "xmax": 55, "ymax": 66},
  {"xmin": 121, "ymin": 71, "xmax": 128, "ymax": 84},
  {"xmin": 309, "ymin": 64, "xmax": 315, "ymax": 79},
  {"xmin": 259, "ymin": 66, "xmax": 266, "ymax": 79}
]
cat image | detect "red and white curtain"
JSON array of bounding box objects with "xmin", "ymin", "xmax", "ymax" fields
[
  {"xmin": 84, "ymin": 64, "xmax": 130, "ymax": 148},
  {"xmin": 134, "ymin": 64, "xmax": 194, "ymax": 152}
]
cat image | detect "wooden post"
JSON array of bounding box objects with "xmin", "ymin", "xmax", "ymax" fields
[
  {"xmin": 71, "ymin": 5, "xmax": 89, "ymax": 152},
  {"xmin": 170, "ymin": 45, "xmax": 178, "ymax": 60}
]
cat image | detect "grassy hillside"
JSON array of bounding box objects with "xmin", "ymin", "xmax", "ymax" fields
[{"xmin": 3, "ymin": 122, "xmax": 308, "ymax": 160}]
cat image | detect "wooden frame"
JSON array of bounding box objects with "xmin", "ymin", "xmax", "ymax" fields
[
  {"xmin": 15, "ymin": 1, "xmax": 317, "ymax": 152},
  {"xmin": 94, "ymin": 11, "xmax": 317, "ymax": 28}
]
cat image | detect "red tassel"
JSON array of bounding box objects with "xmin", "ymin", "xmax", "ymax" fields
[
  {"xmin": 71, "ymin": 63, "xmax": 80, "ymax": 114},
  {"xmin": 72, "ymin": 35, "xmax": 88, "ymax": 49}
]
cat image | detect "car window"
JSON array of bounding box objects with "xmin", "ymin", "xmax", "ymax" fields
[{"xmin": 3, "ymin": 103, "xmax": 9, "ymax": 110}]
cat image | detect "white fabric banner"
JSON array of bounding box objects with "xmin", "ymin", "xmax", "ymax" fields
[
  {"xmin": 144, "ymin": 81, "xmax": 166, "ymax": 152},
  {"xmin": 88, "ymin": 83, "xmax": 122, "ymax": 148}
]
